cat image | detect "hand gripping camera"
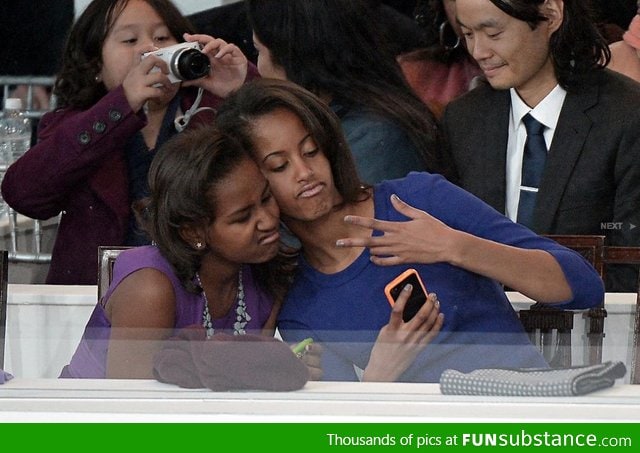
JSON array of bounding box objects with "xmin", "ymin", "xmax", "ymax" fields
[{"xmin": 143, "ymin": 42, "xmax": 211, "ymax": 83}]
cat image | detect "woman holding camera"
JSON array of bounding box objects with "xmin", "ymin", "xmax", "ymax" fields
[{"xmin": 1, "ymin": 0, "xmax": 252, "ymax": 285}]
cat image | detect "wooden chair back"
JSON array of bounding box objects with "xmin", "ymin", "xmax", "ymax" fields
[
  {"xmin": 519, "ymin": 235, "xmax": 640, "ymax": 371},
  {"xmin": 544, "ymin": 235, "xmax": 605, "ymax": 275},
  {"xmin": 602, "ymin": 246, "xmax": 640, "ymax": 279},
  {"xmin": 519, "ymin": 235, "xmax": 605, "ymax": 368}
]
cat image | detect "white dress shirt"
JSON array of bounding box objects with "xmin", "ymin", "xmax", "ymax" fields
[{"xmin": 505, "ymin": 85, "xmax": 567, "ymax": 221}]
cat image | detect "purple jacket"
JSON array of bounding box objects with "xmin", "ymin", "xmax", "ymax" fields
[{"xmin": 1, "ymin": 86, "xmax": 220, "ymax": 284}]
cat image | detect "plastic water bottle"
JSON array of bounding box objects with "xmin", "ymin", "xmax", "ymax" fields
[
  {"xmin": 0, "ymin": 98, "xmax": 32, "ymax": 216},
  {"xmin": 0, "ymin": 98, "xmax": 32, "ymax": 162}
]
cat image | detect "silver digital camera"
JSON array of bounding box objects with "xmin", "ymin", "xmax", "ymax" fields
[{"xmin": 143, "ymin": 42, "xmax": 210, "ymax": 83}]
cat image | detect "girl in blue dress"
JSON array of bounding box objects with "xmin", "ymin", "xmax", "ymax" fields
[{"xmin": 216, "ymin": 78, "xmax": 605, "ymax": 382}]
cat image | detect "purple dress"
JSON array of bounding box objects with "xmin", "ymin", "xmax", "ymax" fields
[{"xmin": 59, "ymin": 245, "xmax": 274, "ymax": 378}]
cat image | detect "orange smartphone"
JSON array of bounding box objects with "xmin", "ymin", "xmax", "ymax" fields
[{"xmin": 384, "ymin": 269, "xmax": 428, "ymax": 322}]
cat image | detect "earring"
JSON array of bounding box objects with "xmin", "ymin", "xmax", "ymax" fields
[
  {"xmin": 439, "ymin": 20, "xmax": 461, "ymax": 51},
  {"xmin": 194, "ymin": 241, "xmax": 205, "ymax": 250},
  {"xmin": 95, "ymin": 74, "xmax": 102, "ymax": 83}
]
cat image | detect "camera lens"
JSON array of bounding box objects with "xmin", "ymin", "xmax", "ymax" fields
[{"xmin": 172, "ymin": 49, "xmax": 211, "ymax": 81}]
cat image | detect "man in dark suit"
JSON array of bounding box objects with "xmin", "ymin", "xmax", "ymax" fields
[{"xmin": 442, "ymin": 0, "xmax": 640, "ymax": 292}]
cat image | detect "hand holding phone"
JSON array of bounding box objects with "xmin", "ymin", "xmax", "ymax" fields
[{"xmin": 384, "ymin": 269, "xmax": 429, "ymax": 322}]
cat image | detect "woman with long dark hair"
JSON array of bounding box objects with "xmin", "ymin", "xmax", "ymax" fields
[
  {"xmin": 217, "ymin": 78, "xmax": 605, "ymax": 382},
  {"xmin": 245, "ymin": 0, "xmax": 454, "ymax": 184}
]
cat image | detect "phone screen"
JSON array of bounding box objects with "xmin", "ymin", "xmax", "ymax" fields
[{"xmin": 386, "ymin": 271, "xmax": 428, "ymax": 322}]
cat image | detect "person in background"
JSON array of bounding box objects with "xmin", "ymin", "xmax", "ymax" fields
[
  {"xmin": 442, "ymin": 0, "xmax": 640, "ymax": 292},
  {"xmin": 1, "ymin": 0, "xmax": 252, "ymax": 285},
  {"xmin": 364, "ymin": 0, "xmax": 429, "ymax": 57},
  {"xmin": 187, "ymin": 1, "xmax": 256, "ymax": 64},
  {"xmin": 244, "ymin": 0, "xmax": 453, "ymax": 184},
  {"xmin": 216, "ymin": 78, "xmax": 604, "ymax": 382},
  {"xmin": 60, "ymin": 126, "xmax": 304, "ymax": 379},
  {"xmin": 398, "ymin": 0, "xmax": 484, "ymax": 117},
  {"xmin": 608, "ymin": 3, "xmax": 640, "ymax": 83},
  {"xmin": 187, "ymin": 0, "xmax": 426, "ymax": 66},
  {"xmin": 590, "ymin": 0, "xmax": 637, "ymax": 44}
]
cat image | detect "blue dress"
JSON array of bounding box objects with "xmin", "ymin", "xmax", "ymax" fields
[
  {"xmin": 277, "ymin": 172, "xmax": 605, "ymax": 382},
  {"xmin": 60, "ymin": 246, "xmax": 274, "ymax": 378}
]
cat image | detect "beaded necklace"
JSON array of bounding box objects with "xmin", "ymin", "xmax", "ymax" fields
[{"xmin": 196, "ymin": 267, "xmax": 250, "ymax": 338}]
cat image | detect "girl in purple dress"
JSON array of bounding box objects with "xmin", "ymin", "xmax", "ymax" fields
[{"xmin": 61, "ymin": 126, "xmax": 298, "ymax": 379}]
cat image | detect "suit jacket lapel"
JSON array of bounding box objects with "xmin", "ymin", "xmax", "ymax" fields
[
  {"xmin": 485, "ymin": 93, "xmax": 510, "ymax": 213},
  {"xmin": 533, "ymin": 84, "xmax": 598, "ymax": 232}
]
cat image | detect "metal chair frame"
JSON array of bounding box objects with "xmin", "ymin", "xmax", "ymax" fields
[
  {"xmin": 1, "ymin": 75, "xmax": 58, "ymax": 264},
  {"xmin": 97, "ymin": 246, "xmax": 132, "ymax": 301}
]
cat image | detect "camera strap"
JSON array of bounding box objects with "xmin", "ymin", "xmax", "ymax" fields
[{"xmin": 174, "ymin": 88, "xmax": 216, "ymax": 132}]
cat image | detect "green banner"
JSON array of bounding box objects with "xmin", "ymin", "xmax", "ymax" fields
[{"xmin": 0, "ymin": 423, "xmax": 637, "ymax": 451}]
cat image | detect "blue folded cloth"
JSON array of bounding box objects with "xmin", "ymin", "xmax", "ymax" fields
[
  {"xmin": 440, "ymin": 361, "xmax": 627, "ymax": 396},
  {"xmin": 1, "ymin": 369, "xmax": 14, "ymax": 384}
]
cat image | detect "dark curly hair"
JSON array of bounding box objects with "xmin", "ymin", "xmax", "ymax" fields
[
  {"xmin": 486, "ymin": 0, "xmax": 610, "ymax": 91},
  {"xmin": 54, "ymin": 0, "xmax": 196, "ymax": 109},
  {"xmin": 135, "ymin": 125, "xmax": 296, "ymax": 299}
]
